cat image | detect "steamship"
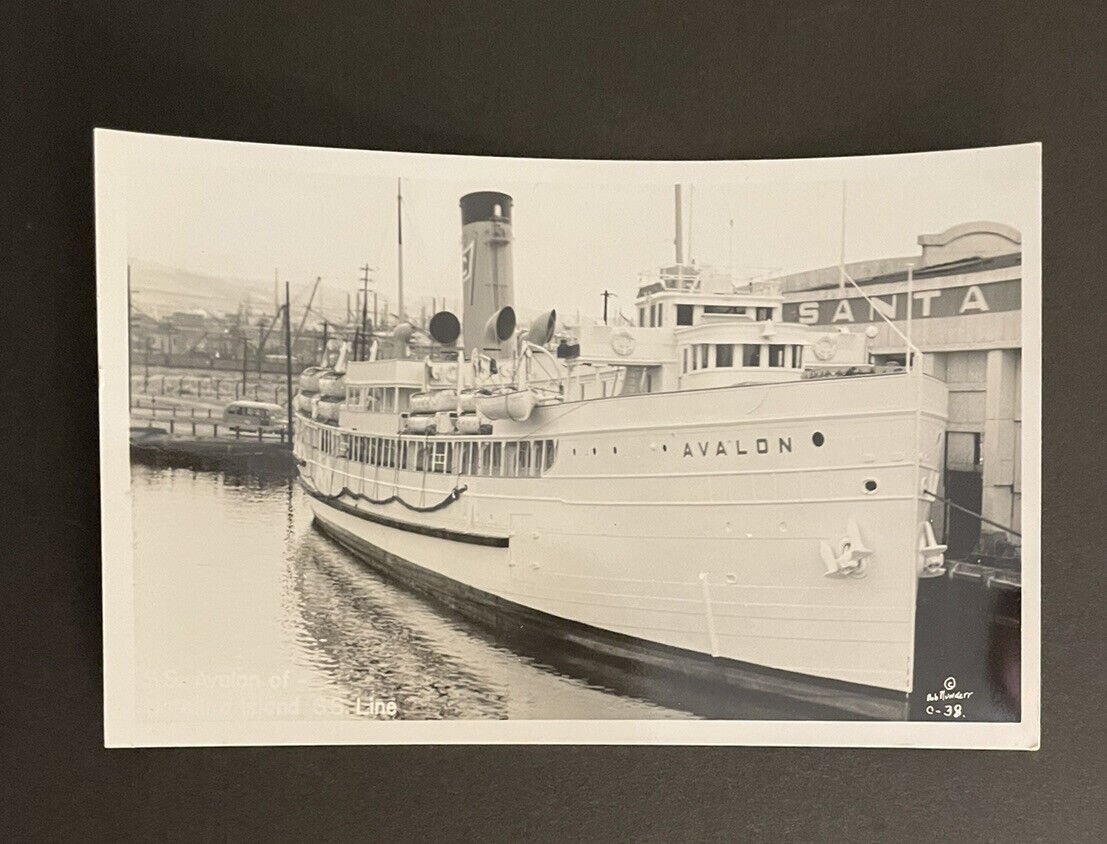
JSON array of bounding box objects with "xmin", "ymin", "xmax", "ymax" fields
[{"xmin": 293, "ymin": 189, "xmax": 949, "ymax": 719}]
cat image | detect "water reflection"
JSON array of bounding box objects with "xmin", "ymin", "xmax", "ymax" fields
[{"xmin": 131, "ymin": 464, "xmax": 692, "ymax": 722}]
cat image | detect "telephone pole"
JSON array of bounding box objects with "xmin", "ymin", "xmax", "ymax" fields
[
  {"xmin": 360, "ymin": 263, "xmax": 371, "ymax": 360},
  {"xmin": 240, "ymin": 331, "xmax": 248, "ymax": 392},
  {"xmin": 601, "ymin": 290, "xmax": 615, "ymax": 325}
]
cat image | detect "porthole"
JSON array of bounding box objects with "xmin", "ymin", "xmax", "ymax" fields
[
  {"xmin": 612, "ymin": 446, "xmax": 618, "ymax": 455},
  {"xmin": 591, "ymin": 447, "xmax": 597, "ymax": 455},
  {"xmin": 864, "ymin": 479, "xmax": 878, "ymax": 493},
  {"xmin": 812, "ymin": 432, "xmax": 825, "ymax": 447},
  {"xmin": 661, "ymin": 444, "xmax": 668, "ymax": 452}
]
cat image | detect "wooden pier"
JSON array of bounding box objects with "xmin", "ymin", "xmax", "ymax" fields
[{"xmin": 130, "ymin": 396, "xmax": 298, "ymax": 474}]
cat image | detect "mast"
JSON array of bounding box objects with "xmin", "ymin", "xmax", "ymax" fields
[
  {"xmin": 396, "ymin": 177, "xmax": 404, "ymax": 324},
  {"xmin": 674, "ymin": 184, "xmax": 684, "ymax": 264},
  {"xmin": 360, "ymin": 263, "xmax": 370, "ymax": 358},
  {"xmin": 283, "ymin": 281, "xmax": 293, "ymax": 446},
  {"xmin": 838, "ymin": 181, "xmax": 848, "ymax": 292}
]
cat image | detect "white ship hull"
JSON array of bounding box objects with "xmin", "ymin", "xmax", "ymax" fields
[{"xmin": 296, "ymin": 372, "xmax": 947, "ymax": 718}]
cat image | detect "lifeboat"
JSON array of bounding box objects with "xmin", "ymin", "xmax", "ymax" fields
[
  {"xmin": 292, "ymin": 392, "xmax": 318, "ymax": 414},
  {"xmin": 474, "ymin": 389, "xmax": 538, "ymax": 422},
  {"xmin": 430, "ymin": 389, "xmax": 458, "ymax": 412},
  {"xmin": 318, "ymin": 372, "xmax": 345, "ymax": 401},
  {"xmin": 315, "ymin": 397, "xmax": 341, "ymax": 422},
  {"xmin": 409, "ymin": 392, "xmax": 434, "ymax": 414},
  {"xmin": 410, "ymin": 389, "xmax": 459, "ymax": 413},
  {"xmin": 457, "ymin": 390, "xmax": 479, "ymax": 413},
  {"xmin": 456, "ymin": 414, "xmax": 490, "ymax": 435},
  {"xmin": 315, "ymin": 343, "xmax": 349, "ymax": 402},
  {"xmin": 403, "ymin": 415, "xmax": 436, "ymax": 434},
  {"xmin": 299, "ymin": 366, "xmax": 324, "ymax": 393}
]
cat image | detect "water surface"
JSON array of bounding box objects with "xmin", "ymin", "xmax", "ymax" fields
[{"xmin": 131, "ymin": 464, "xmax": 695, "ymax": 722}]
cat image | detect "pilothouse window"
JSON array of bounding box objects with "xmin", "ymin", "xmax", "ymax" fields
[{"xmin": 704, "ymin": 305, "xmax": 745, "ymax": 316}]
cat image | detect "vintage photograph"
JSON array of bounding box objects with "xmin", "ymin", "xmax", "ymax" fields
[{"xmin": 95, "ymin": 132, "xmax": 1039, "ymax": 747}]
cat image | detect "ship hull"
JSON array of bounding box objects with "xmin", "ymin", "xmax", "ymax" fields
[
  {"xmin": 296, "ymin": 372, "xmax": 948, "ymax": 716},
  {"xmin": 307, "ymin": 490, "xmax": 909, "ymax": 719}
]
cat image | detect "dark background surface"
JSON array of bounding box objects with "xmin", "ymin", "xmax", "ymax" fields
[{"xmin": 2, "ymin": 1, "xmax": 1104, "ymax": 840}]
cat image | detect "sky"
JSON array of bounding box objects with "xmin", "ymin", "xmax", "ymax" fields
[{"xmin": 115, "ymin": 134, "xmax": 1039, "ymax": 325}]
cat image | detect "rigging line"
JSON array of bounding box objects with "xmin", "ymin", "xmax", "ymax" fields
[
  {"xmin": 839, "ymin": 267, "xmax": 922, "ymax": 358},
  {"xmin": 922, "ymin": 490, "xmax": 1021, "ymax": 538}
]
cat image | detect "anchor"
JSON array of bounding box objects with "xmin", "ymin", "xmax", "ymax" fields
[
  {"xmin": 819, "ymin": 518, "xmax": 872, "ymax": 578},
  {"xmin": 918, "ymin": 521, "xmax": 948, "ymax": 578}
]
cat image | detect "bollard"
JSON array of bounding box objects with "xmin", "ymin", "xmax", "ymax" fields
[
  {"xmin": 169, "ymin": 419, "xmax": 175, "ymax": 435},
  {"xmin": 191, "ymin": 421, "xmax": 196, "ymax": 436},
  {"xmin": 208, "ymin": 408, "xmax": 212, "ymax": 419}
]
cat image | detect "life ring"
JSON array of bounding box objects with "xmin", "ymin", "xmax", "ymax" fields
[
  {"xmin": 813, "ymin": 335, "xmax": 838, "ymax": 361},
  {"xmin": 611, "ymin": 330, "xmax": 636, "ymax": 356}
]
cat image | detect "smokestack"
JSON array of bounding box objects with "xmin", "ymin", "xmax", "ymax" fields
[{"xmin": 460, "ymin": 191, "xmax": 514, "ymax": 353}]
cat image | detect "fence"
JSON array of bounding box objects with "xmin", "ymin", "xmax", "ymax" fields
[
  {"xmin": 131, "ymin": 374, "xmax": 290, "ymax": 404},
  {"xmin": 131, "ymin": 400, "xmax": 289, "ymax": 443}
]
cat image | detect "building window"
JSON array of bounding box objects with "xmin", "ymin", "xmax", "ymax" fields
[
  {"xmin": 742, "ymin": 344, "xmax": 761, "ymax": 367},
  {"xmin": 716, "ymin": 344, "xmax": 734, "ymax": 367},
  {"xmin": 676, "ymin": 304, "xmax": 694, "ymax": 326},
  {"xmin": 769, "ymin": 344, "xmax": 786, "ymax": 367}
]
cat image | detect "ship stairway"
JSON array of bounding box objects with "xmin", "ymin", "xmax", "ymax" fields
[{"xmin": 431, "ymin": 447, "xmax": 449, "ymax": 474}]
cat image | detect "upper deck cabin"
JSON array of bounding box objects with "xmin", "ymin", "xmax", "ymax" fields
[
  {"xmin": 323, "ymin": 261, "xmax": 870, "ymax": 434},
  {"xmin": 565, "ymin": 263, "xmax": 862, "ymax": 394},
  {"xmin": 634, "ymin": 263, "xmax": 783, "ymax": 328}
]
